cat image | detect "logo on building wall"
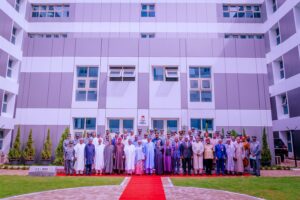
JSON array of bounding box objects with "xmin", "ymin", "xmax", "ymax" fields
[{"xmin": 139, "ymin": 115, "xmax": 146, "ymax": 125}]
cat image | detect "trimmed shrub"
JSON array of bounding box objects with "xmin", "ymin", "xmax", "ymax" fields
[
  {"xmin": 23, "ymin": 129, "xmax": 35, "ymax": 160},
  {"xmin": 53, "ymin": 127, "xmax": 69, "ymax": 165},
  {"xmin": 41, "ymin": 129, "xmax": 52, "ymax": 160},
  {"xmin": 261, "ymin": 127, "xmax": 272, "ymax": 166},
  {"xmin": 8, "ymin": 127, "xmax": 22, "ymax": 161}
]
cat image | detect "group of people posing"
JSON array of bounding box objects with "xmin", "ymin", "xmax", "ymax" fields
[{"xmin": 63, "ymin": 128, "xmax": 261, "ymax": 177}]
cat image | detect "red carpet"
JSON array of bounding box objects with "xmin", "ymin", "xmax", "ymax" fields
[{"xmin": 119, "ymin": 176, "xmax": 166, "ymax": 200}]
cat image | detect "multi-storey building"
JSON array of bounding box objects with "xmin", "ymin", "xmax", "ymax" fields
[{"xmin": 0, "ymin": 0, "xmax": 299, "ymax": 161}]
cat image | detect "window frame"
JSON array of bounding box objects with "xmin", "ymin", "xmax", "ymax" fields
[
  {"xmin": 108, "ymin": 118, "xmax": 134, "ymax": 133},
  {"xmin": 141, "ymin": 4, "xmax": 155, "ymax": 17},
  {"xmin": 189, "ymin": 66, "xmax": 212, "ymax": 102},
  {"xmin": 109, "ymin": 66, "xmax": 136, "ymax": 81},
  {"xmin": 281, "ymin": 94, "xmax": 289, "ymax": 115},
  {"xmin": 1, "ymin": 93, "xmax": 8, "ymax": 113},
  {"xmin": 153, "ymin": 66, "xmax": 179, "ymax": 82},
  {"xmin": 31, "ymin": 4, "xmax": 70, "ymax": 18},
  {"xmin": 75, "ymin": 66, "xmax": 99, "ymax": 102},
  {"xmin": 0, "ymin": 130, "xmax": 4, "ymax": 150},
  {"xmin": 223, "ymin": 4, "xmax": 261, "ymax": 19},
  {"xmin": 73, "ymin": 117, "xmax": 96, "ymax": 135}
]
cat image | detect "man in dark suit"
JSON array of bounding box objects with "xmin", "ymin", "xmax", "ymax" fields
[{"xmin": 180, "ymin": 136, "xmax": 193, "ymax": 175}]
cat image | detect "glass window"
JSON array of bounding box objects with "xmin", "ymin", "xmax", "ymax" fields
[
  {"xmin": 202, "ymin": 80, "xmax": 211, "ymax": 89},
  {"xmin": 86, "ymin": 118, "xmax": 96, "ymax": 130},
  {"xmin": 200, "ymin": 67, "xmax": 211, "ymax": 78},
  {"xmin": 190, "ymin": 91, "xmax": 200, "ymax": 102},
  {"xmin": 201, "ymin": 91, "xmax": 212, "ymax": 102},
  {"xmin": 89, "ymin": 80, "xmax": 97, "ymax": 88},
  {"xmin": 2, "ymin": 94, "xmax": 8, "ymax": 113},
  {"xmin": 141, "ymin": 4, "xmax": 155, "ymax": 17},
  {"xmin": 281, "ymin": 94, "xmax": 289, "ymax": 115},
  {"xmin": 0, "ymin": 131, "xmax": 3, "ymax": 150},
  {"xmin": 167, "ymin": 120, "xmax": 178, "ymax": 132},
  {"xmin": 191, "ymin": 119, "xmax": 201, "ymax": 130},
  {"xmin": 153, "ymin": 67, "xmax": 164, "ymax": 81},
  {"xmin": 109, "ymin": 119, "xmax": 120, "ymax": 133},
  {"xmin": 202, "ymin": 119, "xmax": 213, "ymax": 130},
  {"xmin": 76, "ymin": 91, "xmax": 86, "ymax": 101},
  {"xmin": 89, "ymin": 67, "xmax": 98, "ymax": 77},
  {"xmin": 123, "ymin": 120, "xmax": 134, "ymax": 131},
  {"xmin": 74, "ymin": 118, "xmax": 85, "ymax": 129},
  {"xmin": 189, "ymin": 67, "xmax": 199, "ymax": 78},
  {"xmin": 153, "ymin": 120, "xmax": 164, "ymax": 130},
  {"xmin": 190, "ymin": 80, "xmax": 198, "ymax": 89},
  {"xmin": 279, "ymin": 60, "xmax": 285, "ymax": 79},
  {"xmin": 77, "ymin": 80, "xmax": 86, "ymax": 88},
  {"xmin": 87, "ymin": 91, "xmax": 97, "ymax": 101},
  {"xmin": 77, "ymin": 67, "xmax": 88, "ymax": 77}
]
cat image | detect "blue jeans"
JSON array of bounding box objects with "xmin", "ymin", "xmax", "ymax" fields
[{"xmin": 216, "ymin": 158, "xmax": 225, "ymax": 175}]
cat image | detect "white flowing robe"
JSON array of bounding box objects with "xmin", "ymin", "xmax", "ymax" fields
[
  {"xmin": 93, "ymin": 137, "xmax": 98, "ymax": 146},
  {"xmin": 95, "ymin": 143, "xmax": 105, "ymax": 171},
  {"xmin": 235, "ymin": 143, "xmax": 245, "ymax": 173},
  {"xmin": 74, "ymin": 143, "xmax": 85, "ymax": 171},
  {"xmin": 192, "ymin": 141, "xmax": 204, "ymax": 169},
  {"xmin": 225, "ymin": 143, "xmax": 235, "ymax": 172},
  {"xmin": 124, "ymin": 144, "xmax": 136, "ymax": 171}
]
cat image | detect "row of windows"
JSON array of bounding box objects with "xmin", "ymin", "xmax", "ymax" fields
[
  {"xmin": 75, "ymin": 66, "xmax": 212, "ymax": 102},
  {"xmin": 224, "ymin": 34, "xmax": 264, "ymax": 39},
  {"xmin": 73, "ymin": 118, "xmax": 214, "ymax": 133},
  {"xmin": 223, "ymin": 5, "xmax": 261, "ymax": 18},
  {"xmin": 28, "ymin": 33, "xmax": 68, "ymax": 38},
  {"xmin": 30, "ymin": 3, "xmax": 262, "ymax": 20},
  {"xmin": 32, "ymin": 5, "xmax": 70, "ymax": 18}
]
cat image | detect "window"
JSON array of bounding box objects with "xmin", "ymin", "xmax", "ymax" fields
[
  {"xmin": 28, "ymin": 33, "xmax": 67, "ymax": 38},
  {"xmin": 224, "ymin": 34, "xmax": 264, "ymax": 39},
  {"xmin": 153, "ymin": 66, "xmax": 178, "ymax": 81},
  {"xmin": 191, "ymin": 119, "xmax": 214, "ymax": 131},
  {"xmin": 75, "ymin": 66, "xmax": 98, "ymax": 101},
  {"xmin": 281, "ymin": 94, "xmax": 289, "ymax": 115},
  {"xmin": 7, "ymin": 60, "xmax": 13, "ymax": 78},
  {"xmin": 109, "ymin": 66, "xmax": 135, "ymax": 81},
  {"xmin": 108, "ymin": 119, "xmax": 134, "ymax": 133},
  {"xmin": 141, "ymin": 4, "xmax": 155, "ymax": 17},
  {"xmin": 15, "ymin": 0, "xmax": 21, "ymax": 12},
  {"xmin": 167, "ymin": 120, "xmax": 178, "ymax": 132},
  {"xmin": 275, "ymin": 27, "xmax": 281, "ymax": 45},
  {"xmin": 278, "ymin": 60, "xmax": 285, "ymax": 79},
  {"xmin": 202, "ymin": 119, "xmax": 214, "ymax": 131},
  {"xmin": 0, "ymin": 130, "xmax": 3, "ymax": 150},
  {"xmin": 73, "ymin": 118, "xmax": 96, "ymax": 134},
  {"xmin": 191, "ymin": 119, "xmax": 201, "ymax": 130},
  {"xmin": 11, "ymin": 27, "xmax": 17, "ymax": 44},
  {"xmin": 223, "ymin": 5, "xmax": 261, "ymax": 18},
  {"xmin": 189, "ymin": 67, "xmax": 212, "ymax": 102},
  {"xmin": 153, "ymin": 120, "xmax": 164, "ymax": 130},
  {"xmin": 32, "ymin": 5, "xmax": 70, "ymax": 18},
  {"xmin": 141, "ymin": 33, "xmax": 155, "ymax": 39},
  {"xmin": 272, "ymin": 0, "xmax": 277, "ymax": 12},
  {"xmin": 152, "ymin": 119, "xmax": 178, "ymax": 132},
  {"xmin": 2, "ymin": 94, "xmax": 8, "ymax": 113}
]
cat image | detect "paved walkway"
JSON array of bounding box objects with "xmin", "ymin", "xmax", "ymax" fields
[
  {"xmin": 3, "ymin": 178, "xmax": 130, "ymax": 200},
  {"xmin": 0, "ymin": 169, "xmax": 28, "ymax": 176},
  {"xmin": 162, "ymin": 178, "xmax": 262, "ymax": 200}
]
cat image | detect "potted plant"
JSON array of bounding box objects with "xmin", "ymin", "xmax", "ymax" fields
[
  {"xmin": 53, "ymin": 127, "xmax": 69, "ymax": 165},
  {"xmin": 23, "ymin": 129, "xmax": 35, "ymax": 165},
  {"xmin": 41, "ymin": 129, "xmax": 52, "ymax": 165},
  {"xmin": 261, "ymin": 127, "xmax": 272, "ymax": 166},
  {"xmin": 8, "ymin": 127, "xmax": 22, "ymax": 165}
]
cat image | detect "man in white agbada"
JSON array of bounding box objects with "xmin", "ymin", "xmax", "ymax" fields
[
  {"xmin": 124, "ymin": 139, "xmax": 136, "ymax": 175},
  {"xmin": 192, "ymin": 136, "xmax": 204, "ymax": 175},
  {"xmin": 95, "ymin": 138, "xmax": 105, "ymax": 174},
  {"xmin": 74, "ymin": 138, "xmax": 85, "ymax": 175},
  {"xmin": 92, "ymin": 132, "xmax": 98, "ymax": 146},
  {"xmin": 225, "ymin": 139, "xmax": 235, "ymax": 174}
]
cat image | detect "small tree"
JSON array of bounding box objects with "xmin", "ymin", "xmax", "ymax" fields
[
  {"xmin": 261, "ymin": 127, "xmax": 272, "ymax": 166},
  {"xmin": 41, "ymin": 129, "xmax": 52, "ymax": 160},
  {"xmin": 53, "ymin": 127, "xmax": 69, "ymax": 165},
  {"xmin": 23, "ymin": 129, "xmax": 35, "ymax": 160},
  {"xmin": 8, "ymin": 126, "xmax": 22, "ymax": 160}
]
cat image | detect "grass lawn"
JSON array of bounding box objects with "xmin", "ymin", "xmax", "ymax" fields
[
  {"xmin": 0, "ymin": 176, "xmax": 123, "ymax": 198},
  {"xmin": 171, "ymin": 177, "xmax": 300, "ymax": 200}
]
